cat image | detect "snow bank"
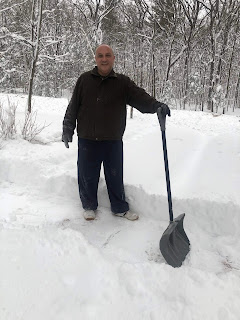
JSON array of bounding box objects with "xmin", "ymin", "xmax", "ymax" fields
[{"xmin": 1, "ymin": 94, "xmax": 240, "ymax": 319}]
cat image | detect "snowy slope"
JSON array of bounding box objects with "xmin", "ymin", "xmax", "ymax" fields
[{"xmin": 0, "ymin": 94, "xmax": 240, "ymax": 320}]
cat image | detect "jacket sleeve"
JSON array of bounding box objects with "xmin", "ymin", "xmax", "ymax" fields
[
  {"xmin": 125, "ymin": 76, "xmax": 159, "ymax": 113},
  {"xmin": 62, "ymin": 76, "xmax": 82, "ymax": 136}
]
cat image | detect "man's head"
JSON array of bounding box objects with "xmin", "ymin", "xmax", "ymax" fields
[{"xmin": 95, "ymin": 44, "xmax": 115, "ymax": 76}]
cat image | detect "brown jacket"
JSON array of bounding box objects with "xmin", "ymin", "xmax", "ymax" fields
[{"xmin": 63, "ymin": 67, "xmax": 159, "ymax": 140}]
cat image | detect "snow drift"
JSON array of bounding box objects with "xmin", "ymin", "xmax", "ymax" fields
[{"xmin": 0, "ymin": 94, "xmax": 240, "ymax": 320}]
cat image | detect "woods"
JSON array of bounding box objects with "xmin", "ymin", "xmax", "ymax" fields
[{"xmin": 0, "ymin": 0, "xmax": 239, "ymax": 112}]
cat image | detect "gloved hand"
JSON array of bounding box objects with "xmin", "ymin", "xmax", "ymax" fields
[
  {"xmin": 156, "ymin": 102, "xmax": 171, "ymax": 117},
  {"xmin": 62, "ymin": 132, "xmax": 73, "ymax": 148}
]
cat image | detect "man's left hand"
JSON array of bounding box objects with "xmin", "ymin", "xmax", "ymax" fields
[{"xmin": 156, "ymin": 102, "xmax": 171, "ymax": 117}]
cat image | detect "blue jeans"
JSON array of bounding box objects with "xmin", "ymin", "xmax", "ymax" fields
[{"xmin": 77, "ymin": 138, "xmax": 129, "ymax": 213}]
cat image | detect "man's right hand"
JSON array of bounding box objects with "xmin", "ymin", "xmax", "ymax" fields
[{"xmin": 62, "ymin": 132, "xmax": 73, "ymax": 148}]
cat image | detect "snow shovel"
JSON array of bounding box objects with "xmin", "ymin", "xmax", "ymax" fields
[{"xmin": 157, "ymin": 108, "xmax": 190, "ymax": 268}]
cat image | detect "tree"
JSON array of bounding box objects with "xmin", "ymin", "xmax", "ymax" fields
[
  {"xmin": 27, "ymin": 0, "xmax": 44, "ymax": 113},
  {"xmin": 204, "ymin": 0, "xmax": 240, "ymax": 111},
  {"xmin": 177, "ymin": 0, "xmax": 206, "ymax": 107},
  {"xmin": 0, "ymin": 0, "xmax": 32, "ymax": 92},
  {"xmin": 0, "ymin": 0, "xmax": 239, "ymax": 113}
]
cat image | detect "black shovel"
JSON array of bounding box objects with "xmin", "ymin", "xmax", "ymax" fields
[{"xmin": 157, "ymin": 108, "xmax": 190, "ymax": 268}]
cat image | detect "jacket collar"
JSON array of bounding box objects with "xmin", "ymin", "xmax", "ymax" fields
[{"xmin": 91, "ymin": 66, "xmax": 117, "ymax": 78}]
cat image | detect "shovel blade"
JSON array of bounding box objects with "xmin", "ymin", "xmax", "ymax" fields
[{"xmin": 160, "ymin": 213, "xmax": 190, "ymax": 268}]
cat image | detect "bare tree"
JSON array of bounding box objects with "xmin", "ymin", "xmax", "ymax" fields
[
  {"xmin": 178, "ymin": 0, "xmax": 206, "ymax": 107},
  {"xmin": 224, "ymin": 19, "xmax": 239, "ymax": 111},
  {"xmin": 0, "ymin": 0, "xmax": 239, "ymax": 113},
  {"xmin": 234, "ymin": 71, "xmax": 240, "ymax": 110},
  {"xmin": 73, "ymin": 0, "xmax": 119, "ymax": 55},
  {"xmin": 204, "ymin": 0, "xmax": 239, "ymax": 111},
  {"xmin": 27, "ymin": 0, "xmax": 44, "ymax": 113}
]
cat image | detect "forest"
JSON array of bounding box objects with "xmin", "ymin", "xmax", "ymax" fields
[{"xmin": 0, "ymin": 0, "xmax": 240, "ymax": 113}]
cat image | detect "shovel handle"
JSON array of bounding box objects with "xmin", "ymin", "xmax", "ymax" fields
[
  {"xmin": 157, "ymin": 108, "xmax": 166, "ymax": 131},
  {"xmin": 157, "ymin": 108, "xmax": 174, "ymax": 222}
]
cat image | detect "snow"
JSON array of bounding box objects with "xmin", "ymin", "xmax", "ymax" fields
[{"xmin": 1, "ymin": 93, "xmax": 240, "ymax": 320}]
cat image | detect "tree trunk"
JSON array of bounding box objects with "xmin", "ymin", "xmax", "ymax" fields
[
  {"xmin": 165, "ymin": 36, "xmax": 174, "ymax": 83},
  {"xmin": 234, "ymin": 71, "xmax": 240, "ymax": 110},
  {"xmin": 207, "ymin": 29, "xmax": 215, "ymax": 110},
  {"xmin": 225, "ymin": 27, "xmax": 237, "ymax": 105},
  {"xmin": 152, "ymin": 49, "xmax": 156, "ymax": 98},
  {"xmin": 27, "ymin": 0, "xmax": 44, "ymax": 113}
]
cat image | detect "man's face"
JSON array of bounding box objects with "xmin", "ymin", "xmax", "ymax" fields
[{"xmin": 95, "ymin": 45, "xmax": 115, "ymax": 76}]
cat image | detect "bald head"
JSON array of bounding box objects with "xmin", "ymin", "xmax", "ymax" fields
[
  {"xmin": 95, "ymin": 44, "xmax": 114, "ymax": 56},
  {"xmin": 95, "ymin": 44, "xmax": 115, "ymax": 76}
]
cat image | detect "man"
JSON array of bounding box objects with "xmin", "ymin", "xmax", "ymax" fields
[{"xmin": 62, "ymin": 44, "xmax": 170, "ymax": 221}]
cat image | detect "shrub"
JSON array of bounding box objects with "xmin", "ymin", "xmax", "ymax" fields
[{"xmin": 0, "ymin": 99, "xmax": 17, "ymax": 139}]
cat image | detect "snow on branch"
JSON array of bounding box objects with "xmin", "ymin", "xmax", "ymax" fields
[
  {"xmin": 98, "ymin": 0, "xmax": 119, "ymax": 20},
  {"xmin": 10, "ymin": 33, "xmax": 34, "ymax": 47},
  {"xmin": 169, "ymin": 45, "xmax": 188, "ymax": 69},
  {"xmin": 0, "ymin": 0, "xmax": 28, "ymax": 13},
  {"xmin": 38, "ymin": 53, "xmax": 70, "ymax": 62}
]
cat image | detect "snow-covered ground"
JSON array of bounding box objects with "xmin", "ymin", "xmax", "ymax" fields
[{"xmin": 1, "ymin": 93, "xmax": 240, "ymax": 320}]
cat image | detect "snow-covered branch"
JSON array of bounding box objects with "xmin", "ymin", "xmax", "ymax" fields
[{"xmin": 0, "ymin": 0, "xmax": 28, "ymax": 13}]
